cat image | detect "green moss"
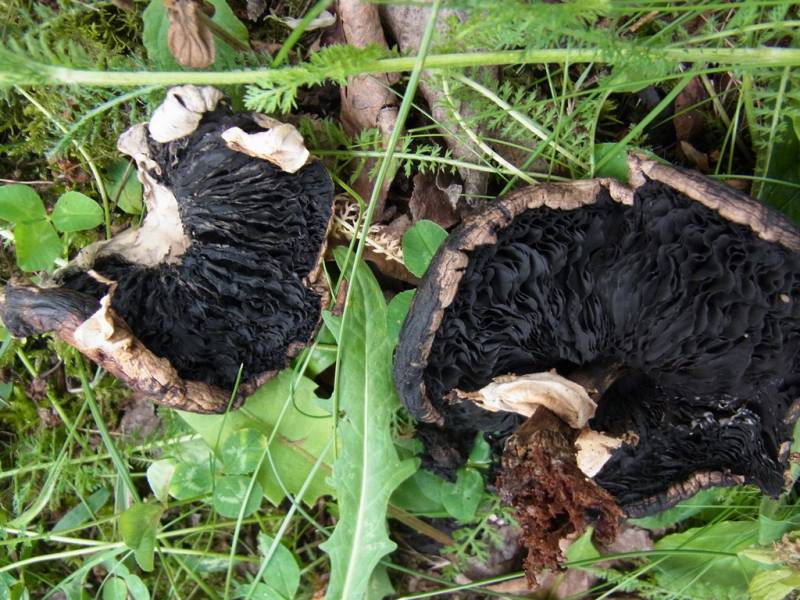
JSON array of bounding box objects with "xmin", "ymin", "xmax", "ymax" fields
[{"xmin": 0, "ymin": 1, "xmax": 147, "ymax": 182}]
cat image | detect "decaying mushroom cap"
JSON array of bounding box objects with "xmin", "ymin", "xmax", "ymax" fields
[
  {"xmin": 1, "ymin": 86, "xmax": 334, "ymax": 413},
  {"xmin": 394, "ymin": 156, "xmax": 800, "ymax": 517}
]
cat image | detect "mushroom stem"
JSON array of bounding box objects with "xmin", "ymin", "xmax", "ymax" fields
[
  {"xmin": 496, "ymin": 405, "xmax": 623, "ymax": 585},
  {"xmin": 0, "ymin": 283, "xmax": 238, "ymax": 413},
  {"xmin": 565, "ymin": 360, "xmax": 627, "ymax": 403}
]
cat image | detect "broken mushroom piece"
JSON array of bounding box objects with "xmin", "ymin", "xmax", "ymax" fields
[
  {"xmin": 0, "ymin": 86, "xmax": 334, "ymax": 413},
  {"xmin": 394, "ymin": 156, "xmax": 800, "ymax": 573}
]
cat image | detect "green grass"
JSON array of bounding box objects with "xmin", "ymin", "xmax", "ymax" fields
[{"xmin": 2, "ymin": 0, "xmax": 800, "ymax": 598}]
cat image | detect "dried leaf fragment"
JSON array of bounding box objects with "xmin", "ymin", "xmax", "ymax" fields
[
  {"xmin": 165, "ymin": 0, "xmax": 216, "ymax": 68},
  {"xmin": 409, "ymin": 173, "xmax": 459, "ymax": 229}
]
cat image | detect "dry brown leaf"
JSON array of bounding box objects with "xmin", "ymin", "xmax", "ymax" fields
[
  {"xmin": 119, "ymin": 395, "xmax": 161, "ymax": 440},
  {"xmin": 165, "ymin": 0, "xmax": 216, "ymax": 69},
  {"xmin": 601, "ymin": 524, "xmax": 653, "ymax": 557},
  {"xmin": 673, "ymin": 76, "xmax": 708, "ymax": 144},
  {"xmin": 331, "ymin": 196, "xmax": 419, "ymax": 283},
  {"xmin": 679, "ymin": 140, "xmax": 710, "ymax": 172},
  {"xmin": 410, "ymin": 172, "xmax": 459, "ymax": 228}
]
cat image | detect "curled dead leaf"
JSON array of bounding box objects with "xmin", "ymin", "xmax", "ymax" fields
[{"xmin": 165, "ymin": 0, "xmax": 216, "ymax": 69}]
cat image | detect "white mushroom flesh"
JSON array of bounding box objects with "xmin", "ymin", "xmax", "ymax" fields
[
  {"xmin": 460, "ymin": 370, "xmax": 597, "ymax": 429},
  {"xmin": 222, "ymin": 116, "xmax": 310, "ymax": 173}
]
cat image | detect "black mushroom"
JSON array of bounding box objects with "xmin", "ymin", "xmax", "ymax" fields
[
  {"xmin": 393, "ymin": 155, "xmax": 800, "ymax": 573},
  {"xmin": 0, "ymin": 86, "xmax": 334, "ymax": 413}
]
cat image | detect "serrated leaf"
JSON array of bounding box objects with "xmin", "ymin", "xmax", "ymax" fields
[
  {"xmin": 52, "ymin": 488, "xmax": 110, "ymax": 533},
  {"xmin": 179, "ymin": 371, "xmax": 334, "ymax": 505},
  {"xmin": 142, "ymin": 0, "xmax": 249, "ymax": 69},
  {"xmin": 102, "ymin": 578, "xmax": 128, "ymax": 600},
  {"xmin": 105, "ymin": 160, "xmax": 143, "ymax": 215},
  {"xmin": 386, "ymin": 289, "xmax": 415, "ymax": 344},
  {"xmin": 366, "ymin": 565, "xmax": 395, "ymax": 600},
  {"xmin": 222, "ymin": 428, "xmax": 268, "ymax": 475},
  {"xmin": 169, "ymin": 462, "xmax": 213, "ymax": 500},
  {"xmin": 653, "ymin": 520, "xmax": 759, "ymax": 599},
  {"xmin": 146, "ymin": 459, "xmax": 176, "ymax": 502},
  {"xmin": 257, "ymin": 533, "xmax": 300, "ymax": 599},
  {"xmin": 13, "ymin": 220, "xmax": 61, "ymax": 272},
  {"xmin": 0, "ymin": 184, "xmax": 46, "ymax": 222},
  {"xmin": 402, "ymin": 220, "xmax": 447, "ymax": 277},
  {"xmin": 212, "ymin": 475, "xmax": 262, "ymax": 518},
  {"xmin": 118, "ymin": 503, "xmax": 163, "ymax": 572},
  {"xmin": 52, "ymin": 191, "xmax": 104, "ymax": 232},
  {"xmin": 440, "ymin": 467, "xmax": 483, "ymax": 522},
  {"xmin": 319, "ymin": 250, "xmax": 417, "ymax": 600}
]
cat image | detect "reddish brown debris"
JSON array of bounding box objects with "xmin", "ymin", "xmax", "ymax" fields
[{"xmin": 496, "ymin": 406, "xmax": 623, "ymax": 585}]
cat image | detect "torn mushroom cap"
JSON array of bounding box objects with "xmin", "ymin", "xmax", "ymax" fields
[
  {"xmin": 1, "ymin": 85, "xmax": 334, "ymax": 414},
  {"xmin": 394, "ymin": 156, "xmax": 800, "ymax": 516}
]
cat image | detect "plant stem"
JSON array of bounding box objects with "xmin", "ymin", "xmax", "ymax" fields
[
  {"xmin": 441, "ymin": 76, "xmax": 536, "ymax": 184},
  {"xmin": 22, "ymin": 46, "xmax": 800, "ymax": 88},
  {"xmin": 78, "ymin": 360, "xmax": 140, "ymax": 503}
]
